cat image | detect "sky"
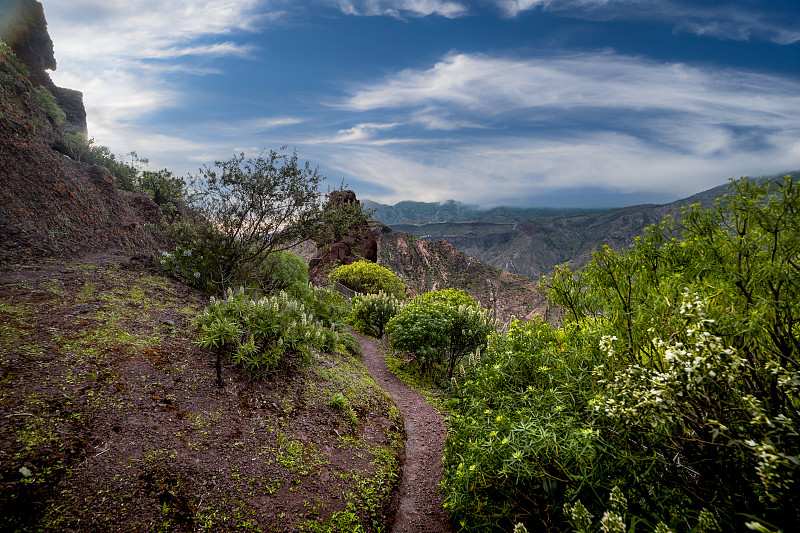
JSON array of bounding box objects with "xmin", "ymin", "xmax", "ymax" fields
[{"xmin": 39, "ymin": 0, "xmax": 800, "ymax": 208}]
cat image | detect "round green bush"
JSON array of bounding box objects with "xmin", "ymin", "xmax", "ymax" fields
[{"xmin": 328, "ymin": 261, "xmax": 407, "ymax": 299}]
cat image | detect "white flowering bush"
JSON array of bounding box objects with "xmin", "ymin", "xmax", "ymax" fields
[
  {"xmin": 194, "ymin": 288, "xmax": 340, "ymax": 387},
  {"xmin": 348, "ymin": 291, "xmax": 405, "ymax": 338},
  {"xmin": 442, "ymin": 177, "xmax": 799, "ymax": 532},
  {"xmin": 545, "ymin": 178, "xmax": 800, "ymax": 531},
  {"xmin": 158, "ymin": 245, "xmax": 217, "ymax": 292}
]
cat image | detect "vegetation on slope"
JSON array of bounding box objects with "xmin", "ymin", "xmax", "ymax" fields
[
  {"xmin": 0, "ymin": 259, "xmax": 403, "ymax": 532},
  {"xmin": 376, "ymin": 226, "xmax": 550, "ymax": 323},
  {"xmin": 438, "ymin": 177, "xmax": 799, "ymax": 532}
]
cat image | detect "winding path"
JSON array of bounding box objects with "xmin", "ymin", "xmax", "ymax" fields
[{"xmin": 353, "ymin": 332, "xmax": 454, "ymax": 533}]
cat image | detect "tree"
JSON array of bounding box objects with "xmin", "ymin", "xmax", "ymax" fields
[{"xmin": 188, "ymin": 148, "xmax": 323, "ymax": 290}]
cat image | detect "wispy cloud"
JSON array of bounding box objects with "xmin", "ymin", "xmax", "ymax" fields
[
  {"xmin": 306, "ymin": 122, "xmax": 415, "ymax": 144},
  {"xmin": 323, "ymin": 50, "xmax": 800, "ymax": 204},
  {"xmin": 330, "ymin": 0, "xmax": 468, "ymax": 18},
  {"xmin": 488, "ymin": 0, "xmax": 800, "ymax": 44},
  {"xmin": 341, "ymin": 52, "xmax": 800, "ymax": 131}
]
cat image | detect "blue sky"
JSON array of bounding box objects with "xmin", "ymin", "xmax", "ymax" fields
[{"xmin": 43, "ymin": 0, "xmax": 800, "ymax": 207}]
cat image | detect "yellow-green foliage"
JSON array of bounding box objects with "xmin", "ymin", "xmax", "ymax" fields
[
  {"xmin": 443, "ymin": 177, "xmax": 800, "ymax": 533},
  {"xmin": 328, "ymin": 261, "xmax": 407, "ymax": 299},
  {"xmin": 387, "ymin": 289, "xmax": 496, "ymax": 382}
]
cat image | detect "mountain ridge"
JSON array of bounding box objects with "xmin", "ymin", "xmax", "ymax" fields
[{"xmin": 379, "ymin": 180, "xmax": 752, "ymax": 280}]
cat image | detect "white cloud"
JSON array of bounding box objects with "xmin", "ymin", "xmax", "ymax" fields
[
  {"xmin": 322, "ymin": 50, "xmax": 800, "ymax": 204},
  {"xmin": 332, "ymin": 0, "xmax": 468, "ymax": 18},
  {"xmin": 307, "ymin": 122, "xmax": 405, "ymax": 144},
  {"xmin": 324, "ymin": 132, "xmax": 800, "ymax": 206},
  {"xmin": 341, "ymin": 52, "xmax": 800, "ymax": 134},
  {"xmin": 488, "ymin": 0, "xmax": 800, "ymax": 44},
  {"xmin": 46, "ymin": 0, "xmax": 267, "ymax": 60},
  {"xmin": 42, "ymin": 0, "xmax": 276, "ymax": 161}
]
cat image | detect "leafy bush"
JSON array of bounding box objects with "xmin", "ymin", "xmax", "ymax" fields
[
  {"xmin": 386, "ymin": 289, "xmax": 496, "ymax": 381},
  {"xmin": 193, "ymin": 288, "xmax": 340, "ymax": 387},
  {"xmin": 255, "ymin": 250, "xmax": 310, "ymax": 293},
  {"xmin": 138, "ymin": 168, "xmax": 189, "ymax": 212},
  {"xmin": 348, "ymin": 291, "xmax": 404, "ymax": 338},
  {"xmin": 441, "ymin": 177, "xmax": 800, "ymax": 532},
  {"xmin": 328, "ymin": 261, "xmax": 407, "ymax": 299},
  {"xmin": 33, "ymin": 86, "xmax": 65, "ymax": 125},
  {"xmin": 442, "ymin": 318, "xmax": 604, "ymax": 531},
  {"xmin": 158, "ymin": 245, "xmax": 218, "ymax": 293},
  {"xmin": 64, "ymin": 133, "xmax": 146, "ymax": 191},
  {"xmin": 292, "ymin": 285, "xmax": 351, "ymax": 332}
]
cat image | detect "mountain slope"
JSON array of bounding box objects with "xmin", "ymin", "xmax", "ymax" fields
[
  {"xmin": 389, "ymin": 182, "xmax": 737, "ymax": 280},
  {"xmin": 374, "ymin": 224, "xmax": 550, "ymax": 323},
  {"xmin": 363, "ymin": 198, "xmax": 605, "ymax": 225}
]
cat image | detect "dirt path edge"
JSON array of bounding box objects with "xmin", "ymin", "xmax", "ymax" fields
[{"xmin": 354, "ymin": 331, "xmax": 454, "ymax": 533}]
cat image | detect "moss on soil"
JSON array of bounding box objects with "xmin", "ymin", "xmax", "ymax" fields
[{"xmin": 0, "ymin": 258, "xmax": 402, "ymax": 532}]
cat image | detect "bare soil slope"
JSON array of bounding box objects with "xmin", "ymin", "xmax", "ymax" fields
[{"xmin": 0, "ymin": 255, "xmax": 404, "ymax": 532}]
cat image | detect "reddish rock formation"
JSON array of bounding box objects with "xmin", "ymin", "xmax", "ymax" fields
[{"xmin": 308, "ymin": 190, "xmax": 377, "ymax": 282}]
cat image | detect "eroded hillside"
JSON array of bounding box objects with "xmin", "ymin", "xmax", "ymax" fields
[{"xmin": 375, "ymin": 225, "xmax": 550, "ymax": 323}]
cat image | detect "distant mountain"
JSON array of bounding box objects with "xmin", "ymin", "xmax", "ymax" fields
[
  {"xmin": 384, "ymin": 181, "xmax": 739, "ymax": 280},
  {"xmin": 362, "ymin": 199, "xmax": 606, "ymax": 225}
]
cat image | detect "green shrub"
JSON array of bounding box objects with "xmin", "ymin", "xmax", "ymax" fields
[
  {"xmin": 138, "ymin": 168, "xmax": 189, "ymax": 211},
  {"xmin": 194, "ymin": 288, "xmax": 340, "ymax": 387},
  {"xmin": 256, "ymin": 250, "xmax": 309, "ymax": 293},
  {"xmin": 33, "ymin": 86, "xmax": 65, "ymax": 126},
  {"xmin": 294, "ymin": 285, "xmax": 351, "ymax": 331},
  {"xmin": 63, "ymin": 133, "xmax": 145, "ymax": 191},
  {"xmin": 386, "ymin": 289, "xmax": 496, "ymax": 381},
  {"xmin": 0, "ymin": 40, "xmax": 30, "ymax": 77},
  {"xmin": 348, "ymin": 291, "xmax": 404, "ymax": 338},
  {"xmin": 441, "ymin": 177, "xmax": 800, "ymax": 532},
  {"xmin": 158, "ymin": 245, "xmax": 218, "ymax": 293},
  {"xmin": 442, "ymin": 318, "xmax": 604, "ymax": 531},
  {"xmin": 328, "ymin": 261, "xmax": 407, "ymax": 299}
]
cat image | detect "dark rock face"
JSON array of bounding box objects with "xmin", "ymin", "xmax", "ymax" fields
[{"xmin": 0, "ymin": 0, "xmax": 88, "ymax": 134}]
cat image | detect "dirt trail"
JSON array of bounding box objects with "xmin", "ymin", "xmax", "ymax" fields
[{"xmin": 353, "ymin": 332, "xmax": 454, "ymax": 533}]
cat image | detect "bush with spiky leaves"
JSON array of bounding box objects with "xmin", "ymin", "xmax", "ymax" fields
[
  {"xmin": 194, "ymin": 288, "xmax": 341, "ymax": 387},
  {"xmin": 349, "ymin": 291, "xmax": 404, "ymax": 338}
]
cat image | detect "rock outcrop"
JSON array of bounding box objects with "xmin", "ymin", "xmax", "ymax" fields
[
  {"xmin": 308, "ymin": 190, "xmax": 378, "ymax": 282},
  {"xmin": 0, "ymin": 0, "xmax": 87, "ymax": 134},
  {"xmin": 0, "ymin": 3, "xmax": 160, "ymax": 263}
]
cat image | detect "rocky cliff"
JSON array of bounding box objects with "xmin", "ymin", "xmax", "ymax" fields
[
  {"xmin": 308, "ymin": 190, "xmax": 378, "ymax": 282},
  {"xmin": 0, "ymin": 1, "xmax": 161, "ymax": 264},
  {"xmin": 0, "ymin": 0, "xmax": 87, "ymax": 135},
  {"xmin": 375, "ymin": 225, "xmax": 551, "ymax": 324}
]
